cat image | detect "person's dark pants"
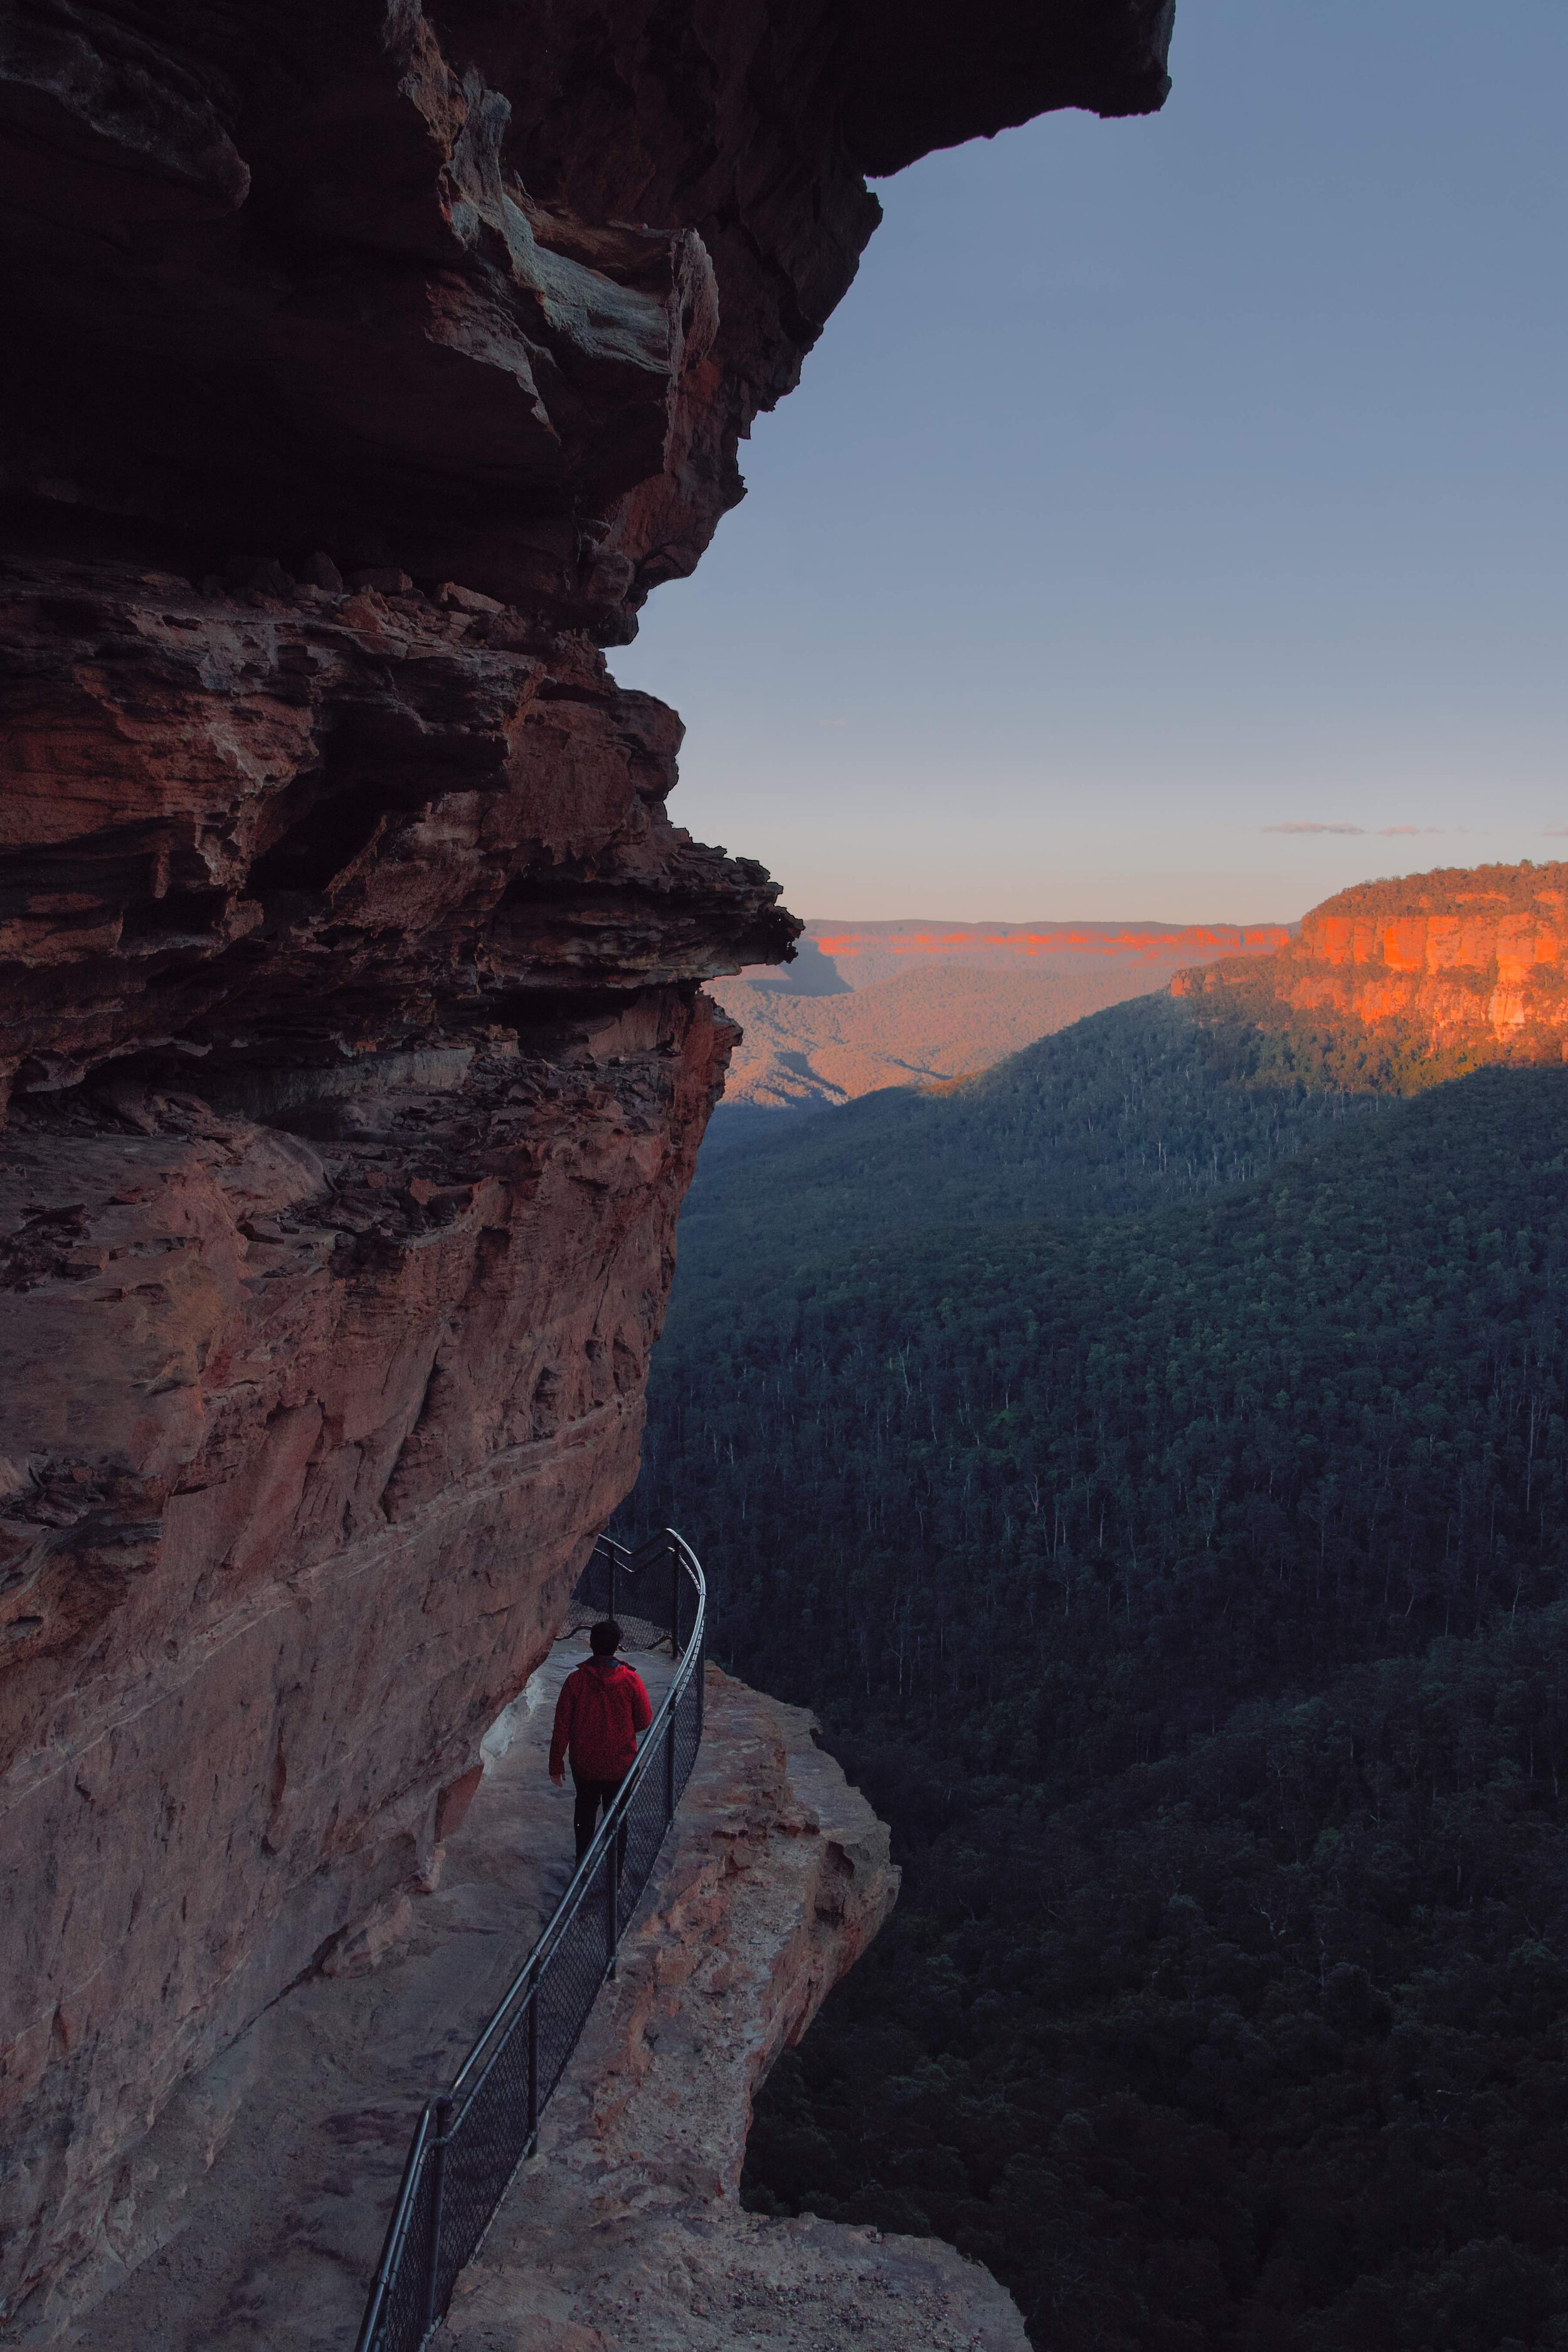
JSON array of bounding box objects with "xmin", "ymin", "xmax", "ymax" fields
[{"xmin": 571, "ymin": 1767, "xmax": 628, "ymax": 1865}]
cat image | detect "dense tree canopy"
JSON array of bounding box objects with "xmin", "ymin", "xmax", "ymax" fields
[
  {"xmin": 627, "ymin": 1041, "xmax": 1568, "ymax": 2351},
  {"xmin": 674, "ymin": 994, "xmax": 1379, "ymax": 1276}
]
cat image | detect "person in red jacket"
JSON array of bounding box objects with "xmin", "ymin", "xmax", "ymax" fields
[{"xmin": 549, "ymin": 1621, "xmax": 653, "ymax": 1862}]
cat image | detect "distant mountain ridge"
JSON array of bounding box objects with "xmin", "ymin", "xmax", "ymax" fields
[
  {"xmin": 800, "ymin": 916, "xmax": 1295, "ymax": 990},
  {"xmin": 691, "ymin": 859, "xmax": 1568, "ymax": 1261},
  {"xmin": 715, "ymin": 913, "xmax": 1296, "ymax": 1122}
]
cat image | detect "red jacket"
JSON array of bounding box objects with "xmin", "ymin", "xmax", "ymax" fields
[{"xmin": 549, "ymin": 1656, "xmax": 652, "ymax": 1781}]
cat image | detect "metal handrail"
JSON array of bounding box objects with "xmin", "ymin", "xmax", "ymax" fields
[{"xmin": 354, "ymin": 1528, "xmax": 706, "ymax": 2352}]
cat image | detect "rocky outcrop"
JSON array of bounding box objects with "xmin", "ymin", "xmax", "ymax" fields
[
  {"xmin": 0, "ymin": 0, "xmax": 1172, "ymax": 640},
  {"xmin": 1173, "ymin": 864, "xmax": 1568, "ymax": 1084},
  {"xmin": 0, "ymin": 975, "xmax": 733, "ymax": 2326},
  {"xmin": 0, "ymin": 0, "xmax": 1173, "ymax": 2318},
  {"xmin": 443, "ymin": 1666, "xmax": 1028, "ymax": 2352},
  {"xmin": 0, "ymin": 558, "xmax": 781, "ymax": 2321}
]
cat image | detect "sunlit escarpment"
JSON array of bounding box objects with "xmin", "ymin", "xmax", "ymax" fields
[{"xmin": 1175, "ymin": 861, "xmax": 1568, "ymax": 1081}]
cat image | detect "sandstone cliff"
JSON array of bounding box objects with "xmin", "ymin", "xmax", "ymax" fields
[
  {"xmin": 0, "ymin": 0, "xmax": 1173, "ymax": 2318},
  {"xmin": 1173, "ymin": 863, "xmax": 1568, "ymax": 1089}
]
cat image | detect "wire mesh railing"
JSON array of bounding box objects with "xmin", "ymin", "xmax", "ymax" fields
[{"xmin": 354, "ymin": 1529, "xmax": 706, "ymax": 2352}]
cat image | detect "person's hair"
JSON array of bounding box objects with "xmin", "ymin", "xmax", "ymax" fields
[{"xmin": 589, "ymin": 1619, "xmax": 622, "ymax": 1656}]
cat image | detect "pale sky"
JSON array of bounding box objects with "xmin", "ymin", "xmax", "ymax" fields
[{"xmin": 612, "ymin": 0, "xmax": 1568, "ymax": 925}]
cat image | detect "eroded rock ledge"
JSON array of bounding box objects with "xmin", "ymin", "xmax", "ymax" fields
[{"xmin": 444, "ymin": 1667, "xmax": 1029, "ymax": 2352}]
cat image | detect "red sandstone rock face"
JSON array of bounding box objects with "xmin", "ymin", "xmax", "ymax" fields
[
  {"xmin": 0, "ymin": 989, "xmax": 731, "ymax": 2312},
  {"xmin": 1173, "ymin": 864, "xmax": 1568, "ymax": 1074},
  {"xmin": 0, "ymin": 551, "xmax": 793, "ymax": 2318},
  {"xmin": 0, "ymin": 0, "xmax": 1173, "ymax": 2319},
  {"xmin": 0, "ymin": 557, "xmax": 788, "ymax": 1101}
]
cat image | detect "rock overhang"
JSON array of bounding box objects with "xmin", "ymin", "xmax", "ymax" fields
[{"xmin": 0, "ymin": 0, "xmax": 1174, "ymax": 633}]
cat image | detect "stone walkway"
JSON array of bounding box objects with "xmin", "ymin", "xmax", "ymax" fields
[
  {"xmin": 442, "ymin": 1667, "xmax": 1029, "ymax": 2352},
  {"xmin": 55, "ymin": 1636, "xmax": 675, "ymax": 2352}
]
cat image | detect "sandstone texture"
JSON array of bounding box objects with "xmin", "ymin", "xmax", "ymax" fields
[
  {"xmin": 1173, "ymin": 863, "xmax": 1568, "ymax": 1079},
  {"xmin": 34, "ymin": 1656, "xmax": 1014, "ymax": 2352},
  {"xmin": 0, "ymin": 0, "xmax": 1172, "ymax": 637},
  {"xmin": 0, "ymin": 0, "xmax": 1173, "ymax": 2320},
  {"xmin": 43, "ymin": 1635, "xmax": 677, "ymax": 2349},
  {"xmin": 442, "ymin": 1666, "xmax": 1028, "ymax": 2352}
]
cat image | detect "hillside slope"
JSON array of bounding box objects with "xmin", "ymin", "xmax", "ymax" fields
[
  {"xmin": 634, "ymin": 1066, "xmax": 1568, "ymax": 2352},
  {"xmin": 631, "ymin": 862, "xmax": 1568, "ymax": 2351},
  {"xmin": 677, "ymin": 992, "xmax": 1377, "ymax": 1279}
]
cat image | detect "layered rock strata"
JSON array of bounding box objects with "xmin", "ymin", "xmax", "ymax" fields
[
  {"xmin": 0, "ymin": 556, "xmax": 778, "ymax": 2320},
  {"xmin": 1173, "ymin": 863, "xmax": 1568, "ymax": 1076},
  {"xmin": 0, "ymin": 0, "xmax": 1173, "ymax": 2318},
  {"xmin": 443, "ymin": 1666, "xmax": 1028, "ymax": 2352},
  {"xmin": 0, "ymin": 0, "xmax": 1172, "ymax": 637}
]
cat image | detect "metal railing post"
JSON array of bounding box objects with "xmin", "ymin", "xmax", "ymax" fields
[
  {"xmin": 526, "ymin": 1977, "xmax": 539, "ymax": 2152},
  {"xmin": 608, "ymin": 1550, "xmax": 618, "ymax": 1625},
  {"xmin": 605, "ymin": 1838, "xmax": 620, "ymax": 1980},
  {"xmin": 423, "ymin": 2095, "xmax": 452, "ymax": 2335},
  {"xmin": 670, "ymin": 1540, "xmax": 682, "ymax": 1656},
  {"xmin": 664, "ymin": 1703, "xmax": 676, "ymax": 1824}
]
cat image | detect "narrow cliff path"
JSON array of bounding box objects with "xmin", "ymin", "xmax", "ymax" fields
[
  {"xmin": 441, "ymin": 1675, "xmax": 1029, "ymax": 2352},
  {"xmin": 52, "ymin": 1637, "xmax": 676, "ymax": 2352},
  {"xmin": 53, "ymin": 1650, "xmax": 1025, "ymax": 2352}
]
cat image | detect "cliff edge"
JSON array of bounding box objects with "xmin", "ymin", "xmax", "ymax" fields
[
  {"xmin": 443, "ymin": 1665, "xmax": 1028, "ymax": 2352},
  {"xmin": 50, "ymin": 1656, "xmax": 1007, "ymax": 2352}
]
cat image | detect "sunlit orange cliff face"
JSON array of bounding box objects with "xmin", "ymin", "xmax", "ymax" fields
[{"xmin": 1173, "ymin": 865, "xmax": 1568, "ymax": 1066}]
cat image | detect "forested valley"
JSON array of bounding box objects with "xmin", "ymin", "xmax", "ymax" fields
[{"xmin": 625, "ymin": 995, "xmax": 1568, "ymax": 2352}]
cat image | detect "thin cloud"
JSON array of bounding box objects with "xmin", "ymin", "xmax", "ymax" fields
[
  {"xmin": 1543, "ymin": 827, "xmax": 1568, "ymax": 837},
  {"xmin": 1264, "ymin": 822, "xmax": 1456, "ymax": 838}
]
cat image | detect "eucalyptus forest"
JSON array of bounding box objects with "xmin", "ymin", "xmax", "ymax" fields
[{"xmin": 627, "ymin": 997, "xmax": 1568, "ymax": 2352}]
